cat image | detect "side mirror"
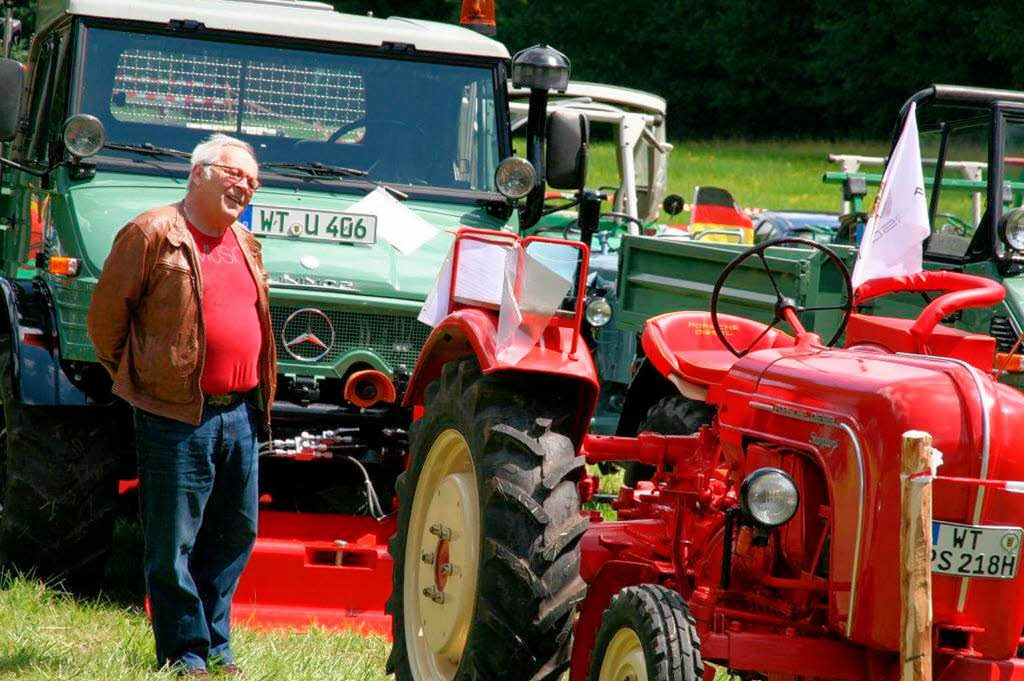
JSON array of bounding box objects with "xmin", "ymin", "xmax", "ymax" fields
[
  {"xmin": 0, "ymin": 58, "xmax": 24, "ymax": 142},
  {"xmin": 546, "ymin": 110, "xmax": 588, "ymax": 190}
]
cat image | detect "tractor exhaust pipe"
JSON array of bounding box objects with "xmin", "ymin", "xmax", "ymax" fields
[{"xmin": 344, "ymin": 370, "xmax": 397, "ymax": 409}]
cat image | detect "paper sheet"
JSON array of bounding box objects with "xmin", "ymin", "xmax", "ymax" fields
[
  {"xmin": 347, "ymin": 187, "xmax": 438, "ymax": 255},
  {"xmin": 418, "ymin": 238, "xmax": 512, "ymax": 327}
]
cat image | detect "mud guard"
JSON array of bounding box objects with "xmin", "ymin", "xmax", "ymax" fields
[
  {"xmin": 0, "ymin": 277, "xmax": 89, "ymax": 405},
  {"xmin": 403, "ymin": 308, "xmax": 600, "ymax": 446}
]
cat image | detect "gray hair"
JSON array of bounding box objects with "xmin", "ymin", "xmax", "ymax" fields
[{"xmin": 189, "ymin": 134, "xmax": 256, "ymax": 186}]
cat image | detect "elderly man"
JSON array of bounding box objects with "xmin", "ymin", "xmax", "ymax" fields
[{"xmin": 87, "ymin": 134, "xmax": 276, "ymax": 678}]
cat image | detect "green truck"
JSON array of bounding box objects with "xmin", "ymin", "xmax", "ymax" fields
[
  {"xmin": 613, "ymin": 84, "xmax": 1024, "ymax": 437},
  {"xmin": 0, "ymin": 0, "xmax": 588, "ymax": 616}
]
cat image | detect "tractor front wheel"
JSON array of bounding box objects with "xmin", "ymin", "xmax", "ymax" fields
[
  {"xmin": 388, "ymin": 358, "xmax": 588, "ymax": 681},
  {"xmin": 589, "ymin": 584, "xmax": 704, "ymax": 681}
]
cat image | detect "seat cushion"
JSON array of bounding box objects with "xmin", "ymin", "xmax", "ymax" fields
[{"xmin": 642, "ymin": 311, "xmax": 794, "ymax": 387}]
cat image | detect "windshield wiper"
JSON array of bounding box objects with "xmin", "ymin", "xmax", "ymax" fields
[
  {"xmin": 105, "ymin": 142, "xmax": 192, "ymax": 159},
  {"xmin": 262, "ymin": 161, "xmax": 367, "ymax": 178}
]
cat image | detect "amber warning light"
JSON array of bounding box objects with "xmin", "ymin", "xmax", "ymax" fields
[{"xmin": 460, "ymin": 0, "xmax": 496, "ymax": 35}]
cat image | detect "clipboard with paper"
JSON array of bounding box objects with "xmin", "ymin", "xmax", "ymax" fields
[{"xmin": 418, "ymin": 228, "xmax": 590, "ymax": 365}]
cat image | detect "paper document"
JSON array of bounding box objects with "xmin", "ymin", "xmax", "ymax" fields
[
  {"xmin": 347, "ymin": 187, "xmax": 438, "ymax": 255},
  {"xmin": 418, "ymin": 238, "xmax": 513, "ymax": 327}
]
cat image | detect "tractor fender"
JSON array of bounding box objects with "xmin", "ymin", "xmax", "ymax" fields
[
  {"xmin": 0, "ymin": 277, "xmax": 88, "ymax": 405},
  {"xmin": 403, "ymin": 308, "xmax": 600, "ymax": 446},
  {"xmin": 567, "ymin": 559, "xmax": 661, "ymax": 681}
]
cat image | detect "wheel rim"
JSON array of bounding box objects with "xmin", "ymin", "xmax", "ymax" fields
[
  {"xmin": 404, "ymin": 429, "xmax": 480, "ymax": 680},
  {"xmin": 599, "ymin": 627, "xmax": 649, "ymax": 681}
]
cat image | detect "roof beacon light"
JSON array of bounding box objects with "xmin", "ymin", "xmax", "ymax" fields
[
  {"xmin": 512, "ymin": 44, "xmax": 570, "ymax": 93},
  {"xmin": 460, "ymin": 0, "xmax": 496, "ymax": 35}
]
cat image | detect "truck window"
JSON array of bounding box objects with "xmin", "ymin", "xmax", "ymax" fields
[
  {"xmin": 921, "ymin": 114, "xmax": 988, "ymax": 259},
  {"xmin": 75, "ymin": 24, "xmax": 503, "ymax": 192},
  {"xmin": 21, "ymin": 30, "xmax": 70, "ymax": 164}
]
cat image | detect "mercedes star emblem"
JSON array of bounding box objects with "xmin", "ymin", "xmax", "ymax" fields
[{"xmin": 281, "ymin": 308, "xmax": 335, "ymax": 362}]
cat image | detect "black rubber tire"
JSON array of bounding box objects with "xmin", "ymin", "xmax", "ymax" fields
[
  {"xmin": 588, "ymin": 584, "xmax": 704, "ymax": 681},
  {"xmin": 0, "ymin": 338, "xmax": 123, "ymax": 592},
  {"xmin": 387, "ymin": 357, "xmax": 588, "ymax": 681},
  {"xmin": 623, "ymin": 396, "xmax": 715, "ymax": 487}
]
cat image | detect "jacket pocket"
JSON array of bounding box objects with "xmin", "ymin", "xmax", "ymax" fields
[{"xmin": 133, "ymin": 262, "xmax": 200, "ymax": 403}]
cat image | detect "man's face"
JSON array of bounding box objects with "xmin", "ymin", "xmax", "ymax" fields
[{"xmin": 188, "ymin": 146, "xmax": 260, "ymax": 224}]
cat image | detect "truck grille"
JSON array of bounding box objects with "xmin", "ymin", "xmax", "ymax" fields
[
  {"xmin": 990, "ymin": 315, "xmax": 1020, "ymax": 353},
  {"xmin": 270, "ymin": 305, "xmax": 431, "ymax": 371}
]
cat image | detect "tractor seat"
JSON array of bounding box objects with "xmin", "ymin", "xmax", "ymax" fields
[
  {"xmin": 844, "ymin": 314, "xmax": 995, "ymax": 373},
  {"xmin": 641, "ymin": 311, "xmax": 795, "ymax": 395}
]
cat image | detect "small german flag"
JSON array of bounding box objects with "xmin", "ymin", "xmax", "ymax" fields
[{"xmin": 689, "ymin": 186, "xmax": 753, "ymax": 244}]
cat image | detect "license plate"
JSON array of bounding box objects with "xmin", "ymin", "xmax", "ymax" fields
[
  {"xmin": 240, "ymin": 204, "xmax": 377, "ymax": 245},
  {"xmin": 931, "ymin": 521, "xmax": 1023, "ymax": 579}
]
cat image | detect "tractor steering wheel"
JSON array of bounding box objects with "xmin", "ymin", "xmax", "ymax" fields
[
  {"xmin": 711, "ymin": 237, "xmax": 854, "ymax": 357},
  {"xmin": 853, "ymin": 271, "xmax": 1005, "ymax": 352}
]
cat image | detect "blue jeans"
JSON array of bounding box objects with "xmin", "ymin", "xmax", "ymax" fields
[{"xmin": 135, "ymin": 401, "xmax": 259, "ymax": 672}]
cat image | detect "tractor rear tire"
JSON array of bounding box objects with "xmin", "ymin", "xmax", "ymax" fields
[
  {"xmin": 388, "ymin": 357, "xmax": 588, "ymax": 681},
  {"xmin": 588, "ymin": 584, "xmax": 704, "ymax": 681},
  {"xmin": 0, "ymin": 339, "xmax": 122, "ymax": 592},
  {"xmin": 623, "ymin": 396, "xmax": 715, "ymax": 487}
]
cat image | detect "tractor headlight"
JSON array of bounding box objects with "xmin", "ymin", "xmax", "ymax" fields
[
  {"xmin": 1000, "ymin": 208, "xmax": 1024, "ymax": 252},
  {"xmin": 741, "ymin": 468, "xmax": 799, "ymax": 527},
  {"xmin": 63, "ymin": 114, "xmax": 105, "ymax": 158},
  {"xmin": 584, "ymin": 297, "xmax": 612, "ymax": 327},
  {"xmin": 495, "ymin": 157, "xmax": 536, "ymax": 200}
]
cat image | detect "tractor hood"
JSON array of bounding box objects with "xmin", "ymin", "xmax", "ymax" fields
[
  {"xmin": 719, "ymin": 346, "xmax": 1024, "ymax": 659},
  {"xmin": 68, "ymin": 172, "xmax": 510, "ymax": 302}
]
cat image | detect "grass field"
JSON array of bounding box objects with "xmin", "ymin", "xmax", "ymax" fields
[{"xmin": 0, "ymin": 138, "xmax": 883, "ymax": 680}]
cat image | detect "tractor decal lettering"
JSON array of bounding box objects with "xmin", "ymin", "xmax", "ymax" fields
[
  {"xmin": 810, "ymin": 432, "xmax": 838, "ymax": 449},
  {"xmin": 750, "ymin": 401, "xmax": 838, "ymax": 425}
]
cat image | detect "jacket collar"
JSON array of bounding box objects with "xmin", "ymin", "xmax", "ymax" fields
[
  {"xmin": 167, "ymin": 202, "xmax": 192, "ymax": 248},
  {"xmin": 170, "ymin": 201, "xmax": 251, "ymax": 249}
]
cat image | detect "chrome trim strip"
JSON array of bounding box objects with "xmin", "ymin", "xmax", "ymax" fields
[
  {"xmin": 897, "ymin": 353, "xmax": 991, "ymax": 611},
  {"xmin": 838, "ymin": 422, "xmax": 866, "ymax": 637},
  {"xmin": 749, "ymin": 400, "xmax": 866, "ymax": 635}
]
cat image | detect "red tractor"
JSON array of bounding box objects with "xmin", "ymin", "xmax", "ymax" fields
[{"xmin": 391, "ymin": 230, "xmax": 1024, "ymax": 681}]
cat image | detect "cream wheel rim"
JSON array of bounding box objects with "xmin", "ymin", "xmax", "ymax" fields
[
  {"xmin": 598, "ymin": 627, "xmax": 648, "ymax": 681},
  {"xmin": 403, "ymin": 428, "xmax": 479, "ymax": 680}
]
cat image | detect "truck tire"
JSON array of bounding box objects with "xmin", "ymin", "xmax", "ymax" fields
[
  {"xmin": 0, "ymin": 338, "xmax": 121, "ymax": 592},
  {"xmin": 388, "ymin": 357, "xmax": 588, "ymax": 681},
  {"xmin": 623, "ymin": 396, "xmax": 715, "ymax": 487},
  {"xmin": 588, "ymin": 584, "xmax": 704, "ymax": 681}
]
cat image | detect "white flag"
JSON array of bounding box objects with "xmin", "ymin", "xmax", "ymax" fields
[{"xmin": 851, "ymin": 102, "xmax": 931, "ymax": 289}]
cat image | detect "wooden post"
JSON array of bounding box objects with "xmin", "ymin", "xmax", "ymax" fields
[{"xmin": 901, "ymin": 430, "xmax": 933, "ymax": 681}]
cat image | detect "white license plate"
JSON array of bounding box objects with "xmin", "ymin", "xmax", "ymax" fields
[
  {"xmin": 931, "ymin": 521, "xmax": 1023, "ymax": 579},
  {"xmin": 242, "ymin": 204, "xmax": 377, "ymax": 245}
]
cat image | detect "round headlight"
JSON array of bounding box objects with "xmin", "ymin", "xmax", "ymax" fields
[
  {"xmin": 63, "ymin": 114, "xmax": 106, "ymax": 158},
  {"xmin": 1000, "ymin": 208, "xmax": 1024, "ymax": 251},
  {"xmin": 494, "ymin": 157, "xmax": 536, "ymax": 200},
  {"xmin": 741, "ymin": 468, "xmax": 799, "ymax": 527},
  {"xmin": 584, "ymin": 297, "xmax": 612, "ymax": 327}
]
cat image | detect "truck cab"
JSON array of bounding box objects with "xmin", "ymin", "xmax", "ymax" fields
[{"xmin": 0, "ymin": 0, "xmax": 584, "ymax": 624}]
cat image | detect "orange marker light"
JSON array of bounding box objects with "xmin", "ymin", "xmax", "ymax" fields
[
  {"xmin": 459, "ymin": 0, "xmax": 496, "ymax": 35},
  {"xmin": 48, "ymin": 256, "xmax": 80, "ymax": 276}
]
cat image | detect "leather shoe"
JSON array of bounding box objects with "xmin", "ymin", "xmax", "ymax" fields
[
  {"xmin": 178, "ymin": 669, "xmax": 210, "ymax": 679},
  {"xmin": 219, "ymin": 664, "xmax": 244, "ymax": 677}
]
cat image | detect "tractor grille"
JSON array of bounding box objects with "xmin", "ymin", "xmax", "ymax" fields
[
  {"xmin": 990, "ymin": 315, "xmax": 1020, "ymax": 353},
  {"xmin": 270, "ymin": 305, "xmax": 431, "ymax": 371}
]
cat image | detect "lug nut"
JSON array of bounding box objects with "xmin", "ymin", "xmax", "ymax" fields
[
  {"xmin": 423, "ymin": 586, "xmax": 445, "ymax": 604},
  {"xmin": 421, "ymin": 552, "xmax": 434, "ymax": 565},
  {"xmin": 429, "ymin": 523, "xmax": 452, "ymax": 540}
]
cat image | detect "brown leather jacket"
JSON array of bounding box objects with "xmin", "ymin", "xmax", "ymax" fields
[{"xmin": 87, "ymin": 202, "xmax": 277, "ymax": 433}]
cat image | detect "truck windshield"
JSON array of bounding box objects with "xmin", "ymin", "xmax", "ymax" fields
[{"xmin": 74, "ymin": 25, "xmax": 504, "ymax": 193}]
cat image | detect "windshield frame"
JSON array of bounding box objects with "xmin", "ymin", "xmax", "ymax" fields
[{"xmin": 68, "ymin": 17, "xmax": 513, "ymax": 203}]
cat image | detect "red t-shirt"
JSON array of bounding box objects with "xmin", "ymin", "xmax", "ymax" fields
[{"xmin": 186, "ymin": 222, "xmax": 263, "ymax": 395}]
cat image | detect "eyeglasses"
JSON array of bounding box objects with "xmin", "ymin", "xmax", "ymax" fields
[{"xmin": 204, "ymin": 163, "xmax": 260, "ymax": 190}]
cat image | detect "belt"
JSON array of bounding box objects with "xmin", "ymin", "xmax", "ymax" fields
[{"xmin": 204, "ymin": 391, "xmax": 250, "ymax": 408}]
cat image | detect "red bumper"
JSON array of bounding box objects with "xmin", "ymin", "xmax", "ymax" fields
[
  {"xmin": 231, "ymin": 510, "xmax": 395, "ymax": 637},
  {"xmin": 935, "ymin": 656, "xmax": 1024, "ymax": 681}
]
